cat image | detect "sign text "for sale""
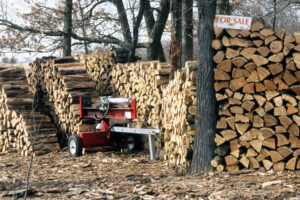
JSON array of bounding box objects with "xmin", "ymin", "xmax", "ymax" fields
[{"xmin": 214, "ymin": 15, "xmax": 252, "ymax": 30}]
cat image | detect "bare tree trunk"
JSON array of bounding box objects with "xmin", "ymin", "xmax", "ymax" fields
[
  {"xmin": 272, "ymin": 0, "xmax": 277, "ymax": 30},
  {"xmin": 191, "ymin": 0, "xmax": 217, "ymax": 173},
  {"xmin": 128, "ymin": 0, "xmax": 145, "ymax": 62},
  {"xmin": 169, "ymin": 0, "xmax": 181, "ymax": 80},
  {"xmin": 181, "ymin": 0, "xmax": 193, "ymax": 66},
  {"xmin": 78, "ymin": 0, "xmax": 89, "ymax": 54},
  {"xmin": 144, "ymin": 0, "xmax": 166, "ymax": 61},
  {"xmin": 147, "ymin": 0, "xmax": 170, "ymax": 62},
  {"xmin": 177, "ymin": 0, "xmax": 182, "ymax": 57},
  {"xmin": 111, "ymin": 0, "xmax": 132, "ymax": 46},
  {"xmin": 63, "ymin": 0, "xmax": 72, "ymax": 56},
  {"xmin": 217, "ymin": 0, "xmax": 230, "ymax": 14}
]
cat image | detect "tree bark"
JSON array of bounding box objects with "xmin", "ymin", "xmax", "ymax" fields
[
  {"xmin": 78, "ymin": 0, "xmax": 89, "ymax": 54},
  {"xmin": 169, "ymin": 0, "xmax": 182, "ymax": 80},
  {"xmin": 272, "ymin": 0, "xmax": 277, "ymax": 30},
  {"xmin": 217, "ymin": 0, "xmax": 230, "ymax": 14},
  {"xmin": 148, "ymin": 0, "xmax": 170, "ymax": 62},
  {"xmin": 144, "ymin": 0, "xmax": 166, "ymax": 61},
  {"xmin": 177, "ymin": 0, "xmax": 182, "ymax": 56},
  {"xmin": 181, "ymin": 0, "xmax": 193, "ymax": 66},
  {"xmin": 128, "ymin": 0, "xmax": 145, "ymax": 62},
  {"xmin": 111, "ymin": 0, "xmax": 132, "ymax": 46},
  {"xmin": 63, "ymin": 0, "xmax": 73, "ymax": 56},
  {"xmin": 191, "ymin": 0, "xmax": 217, "ymax": 173}
]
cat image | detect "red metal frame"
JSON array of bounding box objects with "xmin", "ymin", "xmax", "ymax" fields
[
  {"xmin": 77, "ymin": 96, "xmax": 136, "ymax": 148},
  {"xmin": 77, "ymin": 120, "xmax": 112, "ymax": 148},
  {"xmin": 79, "ymin": 97, "xmax": 136, "ymax": 120}
]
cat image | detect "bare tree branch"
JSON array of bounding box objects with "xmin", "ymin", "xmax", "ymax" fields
[
  {"xmin": 0, "ymin": 19, "xmax": 64, "ymax": 36},
  {"xmin": 263, "ymin": 0, "xmax": 293, "ymax": 17}
]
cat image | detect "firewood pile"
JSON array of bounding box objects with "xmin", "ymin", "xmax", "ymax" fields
[
  {"xmin": 212, "ymin": 21, "xmax": 300, "ymax": 172},
  {"xmin": 161, "ymin": 61, "xmax": 197, "ymax": 170},
  {"xmin": 110, "ymin": 61, "xmax": 170, "ymax": 129},
  {"xmin": 0, "ymin": 67, "xmax": 58, "ymax": 156},
  {"xmin": 80, "ymin": 56, "xmax": 171, "ymax": 129},
  {"xmin": 77, "ymin": 50, "xmax": 117, "ymax": 96},
  {"xmin": 78, "ymin": 51, "xmax": 171, "ymax": 128},
  {"xmin": 28, "ymin": 53, "xmax": 171, "ymax": 149},
  {"xmin": 28, "ymin": 57, "xmax": 97, "ymax": 143}
]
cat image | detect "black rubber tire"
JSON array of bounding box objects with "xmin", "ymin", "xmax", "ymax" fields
[{"xmin": 68, "ymin": 135, "xmax": 83, "ymax": 157}]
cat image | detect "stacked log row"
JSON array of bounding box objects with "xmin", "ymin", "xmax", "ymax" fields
[
  {"xmin": 109, "ymin": 61, "xmax": 170, "ymax": 129},
  {"xmin": 0, "ymin": 67, "xmax": 58, "ymax": 156},
  {"xmin": 212, "ymin": 22, "xmax": 300, "ymax": 172},
  {"xmin": 77, "ymin": 50, "xmax": 117, "ymax": 96},
  {"xmin": 161, "ymin": 61, "xmax": 198, "ymax": 171},
  {"xmin": 76, "ymin": 53, "xmax": 172, "ymax": 148},
  {"xmin": 28, "ymin": 57, "xmax": 97, "ymax": 143}
]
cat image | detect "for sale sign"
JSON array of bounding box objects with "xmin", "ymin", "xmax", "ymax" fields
[{"xmin": 214, "ymin": 15, "xmax": 252, "ymax": 30}]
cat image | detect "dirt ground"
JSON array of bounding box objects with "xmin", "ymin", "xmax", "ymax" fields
[{"xmin": 1, "ymin": 148, "xmax": 300, "ymax": 200}]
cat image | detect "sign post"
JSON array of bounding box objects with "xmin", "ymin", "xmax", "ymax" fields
[{"xmin": 214, "ymin": 15, "xmax": 252, "ymax": 30}]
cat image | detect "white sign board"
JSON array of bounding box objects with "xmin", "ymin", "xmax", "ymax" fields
[{"xmin": 214, "ymin": 15, "xmax": 252, "ymax": 30}]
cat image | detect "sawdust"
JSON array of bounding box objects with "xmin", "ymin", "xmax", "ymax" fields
[{"xmin": 0, "ymin": 149, "xmax": 300, "ymax": 199}]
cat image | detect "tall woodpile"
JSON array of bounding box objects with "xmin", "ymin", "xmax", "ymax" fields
[
  {"xmin": 161, "ymin": 61, "xmax": 197, "ymax": 170},
  {"xmin": 80, "ymin": 56, "xmax": 170, "ymax": 129},
  {"xmin": 212, "ymin": 22, "xmax": 300, "ymax": 172},
  {"xmin": 28, "ymin": 57, "xmax": 97, "ymax": 143},
  {"xmin": 0, "ymin": 67, "xmax": 58, "ymax": 156},
  {"xmin": 77, "ymin": 50, "xmax": 117, "ymax": 96},
  {"xmin": 111, "ymin": 61, "xmax": 170, "ymax": 129}
]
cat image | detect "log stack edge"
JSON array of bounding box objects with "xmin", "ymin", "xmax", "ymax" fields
[{"xmin": 212, "ymin": 22, "xmax": 300, "ymax": 172}]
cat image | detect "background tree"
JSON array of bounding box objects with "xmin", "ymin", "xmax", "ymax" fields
[
  {"xmin": 1, "ymin": 56, "xmax": 17, "ymax": 63},
  {"xmin": 169, "ymin": 0, "xmax": 181, "ymax": 79},
  {"xmin": 232, "ymin": 0, "xmax": 300, "ymax": 32},
  {"xmin": 127, "ymin": 0, "xmax": 145, "ymax": 62},
  {"xmin": 181, "ymin": 0, "xmax": 193, "ymax": 66},
  {"xmin": 73, "ymin": 0, "xmax": 89, "ymax": 54},
  {"xmin": 0, "ymin": 0, "xmax": 170, "ymax": 61},
  {"xmin": 144, "ymin": 0, "xmax": 170, "ymax": 61},
  {"xmin": 217, "ymin": 0, "xmax": 231, "ymax": 14},
  {"xmin": 63, "ymin": 0, "xmax": 73, "ymax": 56},
  {"xmin": 191, "ymin": 0, "xmax": 217, "ymax": 173},
  {"xmin": 143, "ymin": 0, "xmax": 168, "ymax": 61}
]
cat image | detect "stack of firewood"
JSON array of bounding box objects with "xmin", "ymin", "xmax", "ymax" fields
[
  {"xmin": 161, "ymin": 61, "xmax": 197, "ymax": 170},
  {"xmin": 77, "ymin": 53, "xmax": 171, "ymax": 148},
  {"xmin": 28, "ymin": 55, "xmax": 170, "ymax": 146},
  {"xmin": 109, "ymin": 61, "xmax": 170, "ymax": 129},
  {"xmin": 0, "ymin": 67, "xmax": 58, "ymax": 156},
  {"xmin": 28, "ymin": 57, "xmax": 97, "ymax": 143},
  {"xmin": 212, "ymin": 22, "xmax": 300, "ymax": 172},
  {"xmin": 77, "ymin": 50, "xmax": 117, "ymax": 96}
]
